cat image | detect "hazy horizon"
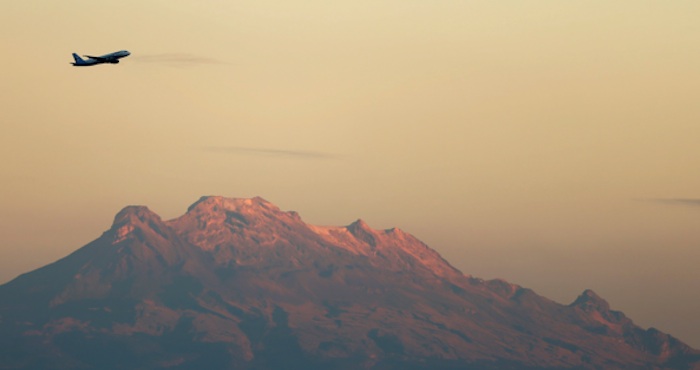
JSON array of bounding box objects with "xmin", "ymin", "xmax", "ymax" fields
[{"xmin": 2, "ymin": 1, "xmax": 699, "ymax": 347}]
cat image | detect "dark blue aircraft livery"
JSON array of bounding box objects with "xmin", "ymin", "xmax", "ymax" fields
[{"xmin": 71, "ymin": 50, "xmax": 131, "ymax": 66}]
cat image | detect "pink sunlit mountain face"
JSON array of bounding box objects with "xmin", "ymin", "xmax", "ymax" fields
[{"xmin": 0, "ymin": 196, "xmax": 697, "ymax": 370}]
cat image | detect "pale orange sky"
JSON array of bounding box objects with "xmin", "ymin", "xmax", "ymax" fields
[{"xmin": 1, "ymin": 1, "xmax": 699, "ymax": 346}]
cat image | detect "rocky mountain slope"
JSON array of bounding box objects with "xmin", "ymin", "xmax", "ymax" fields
[{"xmin": 0, "ymin": 196, "xmax": 697, "ymax": 370}]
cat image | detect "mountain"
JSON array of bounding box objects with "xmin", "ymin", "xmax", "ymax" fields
[{"xmin": 0, "ymin": 196, "xmax": 697, "ymax": 370}]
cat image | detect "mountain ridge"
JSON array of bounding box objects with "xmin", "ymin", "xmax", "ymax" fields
[{"xmin": 0, "ymin": 196, "xmax": 697, "ymax": 370}]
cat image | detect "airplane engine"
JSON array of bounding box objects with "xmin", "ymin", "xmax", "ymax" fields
[{"xmin": 110, "ymin": 60, "xmax": 120, "ymax": 64}]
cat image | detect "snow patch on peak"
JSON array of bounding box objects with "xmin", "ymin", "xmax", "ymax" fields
[
  {"xmin": 186, "ymin": 196, "xmax": 230, "ymax": 213},
  {"xmin": 110, "ymin": 206, "xmax": 168, "ymax": 244},
  {"xmin": 113, "ymin": 224, "xmax": 135, "ymax": 244},
  {"xmin": 186, "ymin": 196, "xmax": 277, "ymax": 215},
  {"xmin": 308, "ymin": 224, "xmax": 370, "ymax": 255},
  {"xmin": 308, "ymin": 224, "xmax": 346, "ymax": 237}
]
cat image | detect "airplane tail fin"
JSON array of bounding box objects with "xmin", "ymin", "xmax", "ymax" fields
[{"xmin": 72, "ymin": 53, "xmax": 87, "ymax": 66}]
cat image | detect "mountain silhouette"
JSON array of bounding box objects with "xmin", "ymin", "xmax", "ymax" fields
[{"xmin": 0, "ymin": 196, "xmax": 697, "ymax": 370}]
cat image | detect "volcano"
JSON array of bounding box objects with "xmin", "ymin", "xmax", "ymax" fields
[{"xmin": 0, "ymin": 196, "xmax": 697, "ymax": 369}]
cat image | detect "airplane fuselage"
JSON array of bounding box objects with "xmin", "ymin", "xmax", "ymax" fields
[{"xmin": 71, "ymin": 50, "xmax": 131, "ymax": 66}]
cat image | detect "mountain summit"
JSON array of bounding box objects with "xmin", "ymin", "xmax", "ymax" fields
[{"xmin": 0, "ymin": 196, "xmax": 697, "ymax": 370}]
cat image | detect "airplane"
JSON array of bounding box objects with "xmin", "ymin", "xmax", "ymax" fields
[{"xmin": 71, "ymin": 50, "xmax": 131, "ymax": 66}]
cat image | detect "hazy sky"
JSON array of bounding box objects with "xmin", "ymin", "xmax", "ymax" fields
[{"xmin": 2, "ymin": 1, "xmax": 699, "ymax": 347}]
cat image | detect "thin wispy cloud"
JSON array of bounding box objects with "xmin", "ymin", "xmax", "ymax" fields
[
  {"xmin": 131, "ymin": 53, "xmax": 228, "ymax": 67},
  {"xmin": 642, "ymin": 198, "xmax": 700, "ymax": 207},
  {"xmin": 200, "ymin": 146, "xmax": 338, "ymax": 160}
]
